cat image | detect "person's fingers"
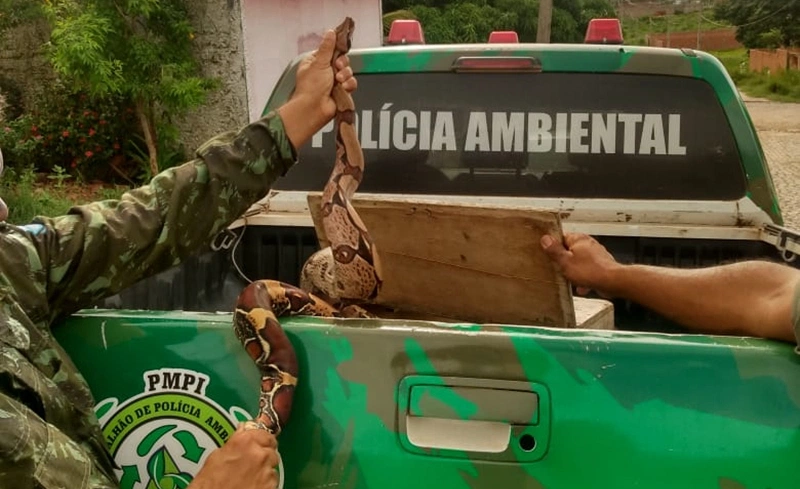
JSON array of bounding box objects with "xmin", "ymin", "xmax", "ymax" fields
[
  {"xmin": 563, "ymin": 232, "xmax": 588, "ymax": 248},
  {"xmin": 341, "ymin": 77, "xmax": 357, "ymax": 93},
  {"xmin": 335, "ymin": 54, "xmax": 349, "ymax": 70},
  {"xmin": 234, "ymin": 421, "xmax": 278, "ymax": 448},
  {"xmin": 264, "ymin": 448, "xmax": 280, "ymax": 468},
  {"xmin": 241, "ymin": 420, "xmax": 263, "ymax": 431},
  {"xmin": 264, "ymin": 466, "xmax": 279, "ymax": 488},
  {"xmin": 312, "ymin": 30, "xmax": 336, "ymax": 67},
  {"xmin": 335, "ymin": 66, "xmax": 353, "ymax": 83},
  {"xmin": 238, "ymin": 423, "xmax": 278, "ymax": 448},
  {"xmin": 541, "ymin": 234, "xmax": 572, "ymax": 266},
  {"xmin": 248, "ymin": 429, "xmax": 278, "ymax": 449}
]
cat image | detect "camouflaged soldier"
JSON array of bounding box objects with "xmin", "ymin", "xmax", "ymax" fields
[
  {"xmin": 541, "ymin": 233, "xmax": 800, "ymax": 352},
  {"xmin": 0, "ymin": 30, "xmax": 357, "ymax": 489}
]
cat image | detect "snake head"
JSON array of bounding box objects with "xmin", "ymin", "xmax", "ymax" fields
[{"xmin": 334, "ymin": 17, "xmax": 355, "ymax": 55}]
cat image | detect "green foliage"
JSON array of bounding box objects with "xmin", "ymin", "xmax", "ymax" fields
[
  {"xmin": 0, "ymin": 81, "xmax": 139, "ymax": 181},
  {"xmin": 712, "ymin": 48, "xmax": 800, "ymax": 102},
  {"xmin": 0, "ymin": 164, "xmax": 129, "ymax": 224},
  {"xmin": 0, "ymin": 117, "xmax": 41, "ymax": 169},
  {"xmin": 47, "ymin": 165, "xmax": 72, "ymax": 188},
  {"xmin": 41, "ymin": 0, "xmax": 216, "ymax": 174},
  {"xmin": 492, "ymin": 0, "xmax": 540, "ymax": 41},
  {"xmin": 0, "ymin": 75, "xmax": 24, "ymax": 122},
  {"xmin": 384, "ymin": 0, "xmax": 451, "ymax": 10},
  {"xmin": 0, "ymin": 0, "xmax": 43, "ymax": 35},
  {"xmin": 714, "ymin": 0, "xmax": 800, "ymax": 48},
  {"xmin": 383, "ymin": 0, "xmax": 617, "ymax": 44},
  {"xmin": 43, "ymin": 0, "xmax": 213, "ymax": 104},
  {"xmin": 620, "ymin": 9, "xmax": 729, "ymax": 46},
  {"xmin": 746, "ymin": 70, "xmax": 800, "ymax": 102},
  {"xmin": 580, "ymin": 0, "xmax": 615, "ymax": 20},
  {"xmin": 383, "ymin": 9, "xmax": 418, "ymax": 36},
  {"xmin": 712, "ymin": 48, "xmax": 751, "ymax": 83},
  {"xmin": 0, "ymin": 166, "xmax": 65, "ymax": 224},
  {"xmin": 127, "ymin": 130, "xmax": 187, "ymax": 182},
  {"xmin": 407, "ymin": 3, "xmax": 517, "ymax": 43},
  {"xmin": 551, "ymin": 5, "xmax": 581, "ymax": 43},
  {"xmin": 757, "ymin": 28, "xmax": 785, "ymax": 49},
  {"xmin": 2, "ymin": 166, "xmax": 71, "ymax": 223}
]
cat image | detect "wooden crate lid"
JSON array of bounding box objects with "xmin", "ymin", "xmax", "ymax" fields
[{"xmin": 307, "ymin": 193, "xmax": 576, "ymax": 328}]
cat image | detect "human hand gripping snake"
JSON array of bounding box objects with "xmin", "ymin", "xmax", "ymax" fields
[{"xmin": 232, "ymin": 17, "xmax": 383, "ymax": 435}]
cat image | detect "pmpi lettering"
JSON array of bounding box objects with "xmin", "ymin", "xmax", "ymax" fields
[{"xmin": 144, "ymin": 368, "xmax": 210, "ymax": 395}]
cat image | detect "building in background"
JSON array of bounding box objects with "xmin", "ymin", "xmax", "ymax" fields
[
  {"xmin": 0, "ymin": 0, "xmax": 384, "ymax": 155},
  {"xmin": 240, "ymin": 0, "xmax": 383, "ymax": 122}
]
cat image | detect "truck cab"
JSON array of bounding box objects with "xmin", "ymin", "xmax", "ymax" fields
[
  {"xmin": 55, "ymin": 20, "xmax": 799, "ymax": 489},
  {"xmin": 213, "ymin": 19, "xmax": 799, "ymax": 333}
]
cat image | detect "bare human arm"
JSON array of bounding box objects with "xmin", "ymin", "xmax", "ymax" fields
[{"xmin": 541, "ymin": 233, "xmax": 800, "ymax": 343}]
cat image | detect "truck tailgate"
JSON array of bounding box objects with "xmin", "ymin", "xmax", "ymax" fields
[{"xmin": 55, "ymin": 310, "xmax": 799, "ymax": 489}]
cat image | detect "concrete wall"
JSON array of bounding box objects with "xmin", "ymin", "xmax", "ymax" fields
[
  {"xmin": 750, "ymin": 48, "xmax": 800, "ymax": 74},
  {"xmin": 0, "ymin": 0, "xmax": 383, "ymax": 153},
  {"xmin": 240, "ymin": 0, "xmax": 383, "ymax": 122},
  {"xmin": 173, "ymin": 0, "xmax": 250, "ymax": 153},
  {"xmin": 0, "ymin": 0, "xmax": 249, "ymax": 157},
  {"xmin": 0, "ymin": 19, "xmax": 55, "ymax": 116},
  {"xmin": 618, "ymin": 0, "xmax": 727, "ymax": 19},
  {"xmin": 646, "ymin": 28, "xmax": 741, "ymax": 51}
]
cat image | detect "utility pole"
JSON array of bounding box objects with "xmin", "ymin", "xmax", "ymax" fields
[
  {"xmin": 537, "ymin": 0, "xmax": 553, "ymax": 43},
  {"xmin": 666, "ymin": 15, "xmax": 670, "ymax": 48},
  {"xmin": 696, "ymin": 1, "xmax": 703, "ymax": 49}
]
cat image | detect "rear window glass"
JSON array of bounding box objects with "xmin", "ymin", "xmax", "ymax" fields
[{"xmin": 277, "ymin": 72, "xmax": 747, "ymax": 200}]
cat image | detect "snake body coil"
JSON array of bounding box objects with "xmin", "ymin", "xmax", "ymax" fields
[{"xmin": 232, "ymin": 17, "xmax": 381, "ymax": 435}]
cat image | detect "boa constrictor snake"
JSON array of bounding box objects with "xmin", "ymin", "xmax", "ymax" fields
[{"xmin": 231, "ymin": 17, "xmax": 382, "ymax": 435}]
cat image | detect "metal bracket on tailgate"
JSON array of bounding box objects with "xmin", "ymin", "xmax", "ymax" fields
[{"xmin": 760, "ymin": 224, "xmax": 800, "ymax": 263}]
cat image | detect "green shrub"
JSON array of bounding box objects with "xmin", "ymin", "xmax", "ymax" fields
[
  {"xmin": 0, "ymin": 82, "xmax": 140, "ymax": 182},
  {"xmin": 0, "ymin": 166, "xmax": 71, "ymax": 223},
  {"xmin": 0, "ymin": 75, "xmax": 24, "ymax": 122},
  {"xmin": 43, "ymin": 0, "xmax": 217, "ymax": 177},
  {"xmin": 0, "ymin": 164, "xmax": 130, "ymax": 224},
  {"xmin": 710, "ymin": 48, "xmax": 800, "ymax": 103}
]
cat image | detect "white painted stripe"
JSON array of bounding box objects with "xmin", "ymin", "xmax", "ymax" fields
[{"xmin": 228, "ymin": 191, "xmax": 776, "ymax": 241}]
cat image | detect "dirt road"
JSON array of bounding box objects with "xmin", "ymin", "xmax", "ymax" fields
[{"xmin": 744, "ymin": 95, "xmax": 800, "ymax": 228}]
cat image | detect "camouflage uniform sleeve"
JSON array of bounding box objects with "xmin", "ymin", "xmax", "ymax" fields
[
  {"xmin": 793, "ymin": 280, "xmax": 800, "ymax": 354},
  {"xmin": 30, "ymin": 112, "xmax": 297, "ymax": 320},
  {"xmin": 0, "ymin": 363, "xmax": 120, "ymax": 489}
]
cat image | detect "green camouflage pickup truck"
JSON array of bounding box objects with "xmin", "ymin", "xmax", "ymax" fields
[{"xmin": 55, "ymin": 19, "xmax": 799, "ymax": 489}]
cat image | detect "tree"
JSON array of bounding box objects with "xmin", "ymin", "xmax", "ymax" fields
[
  {"xmin": 714, "ymin": 0, "xmax": 800, "ymax": 48},
  {"xmin": 579, "ymin": 0, "xmax": 617, "ymax": 34},
  {"xmin": 494, "ymin": 0, "xmax": 539, "ymax": 41},
  {"xmin": 384, "ymin": 0, "xmax": 453, "ymax": 11},
  {"xmin": 381, "ymin": 0, "xmax": 616, "ymax": 44},
  {"xmin": 42, "ymin": 0, "xmax": 216, "ymax": 177}
]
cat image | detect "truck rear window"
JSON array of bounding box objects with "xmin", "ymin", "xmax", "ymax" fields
[{"xmin": 278, "ymin": 72, "xmax": 747, "ymax": 200}]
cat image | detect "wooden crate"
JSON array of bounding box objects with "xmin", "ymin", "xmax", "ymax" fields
[{"xmin": 307, "ymin": 193, "xmax": 614, "ymax": 330}]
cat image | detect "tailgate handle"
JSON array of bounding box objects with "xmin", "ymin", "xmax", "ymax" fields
[
  {"xmin": 398, "ymin": 376, "xmax": 550, "ymax": 462},
  {"xmin": 409, "ymin": 385, "xmax": 538, "ymax": 423}
]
